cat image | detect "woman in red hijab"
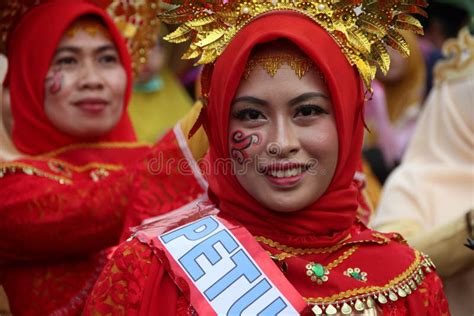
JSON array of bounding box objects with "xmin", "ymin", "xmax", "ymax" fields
[
  {"xmin": 84, "ymin": 4, "xmax": 449, "ymax": 316},
  {"xmin": 0, "ymin": 1, "xmax": 207, "ymax": 314}
]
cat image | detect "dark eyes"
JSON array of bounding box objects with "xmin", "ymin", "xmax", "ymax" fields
[
  {"xmin": 232, "ymin": 108, "xmax": 265, "ymax": 121},
  {"xmin": 294, "ymin": 104, "xmax": 328, "ymax": 117},
  {"xmin": 232, "ymin": 104, "xmax": 328, "ymax": 122},
  {"xmin": 55, "ymin": 56, "xmax": 77, "ymax": 66},
  {"xmin": 53, "ymin": 54, "xmax": 119, "ymax": 67},
  {"xmin": 99, "ymin": 54, "xmax": 119, "ymax": 64}
]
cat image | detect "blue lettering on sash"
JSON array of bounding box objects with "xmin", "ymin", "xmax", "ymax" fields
[
  {"xmin": 179, "ymin": 230, "xmax": 239, "ymax": 281},
  {"xmin": 204, "ymin": 249, "xmax": 261, "ymax": 301},
  {"xmin": 161, "ymin": 216, "xmax": 218, "ymax": 244},
  {"xmin": 161, "ymin": 216, "xmax": 298, "ymax": 315},
  {"xmin": 257, "ymin": 297, "xmax": 288, "ymax": 315},
  {"xmin": 229, "ymin": 280, "xmax": 288, "ymax": 315}
]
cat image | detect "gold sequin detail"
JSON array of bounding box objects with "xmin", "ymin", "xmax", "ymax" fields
[
  {"xmin": 159, "ymin": 0, "xmax": 427, "ymax": 91},
  {"xmin": 0, "ymin": 1, "xmax": 161, "ymax": 76},
  {"xmin": 65, "ymin": 19, "xmax": 111, "ymax": 39},
  {"xmin": 244, "ymin": 52, "xmax": 315, "ymax": 79},
  {"xmin": 304, "ymin": 250, "xmax": 426, "ymax": 303}
]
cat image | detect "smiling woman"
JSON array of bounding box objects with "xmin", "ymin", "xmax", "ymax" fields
[
  {"xmin": 84, "ymin": 1, "xmax": 449, "ymax": 315},
  {"xmin": 230, "ymin": 41, "xmax": 338, "ymax": 213}
]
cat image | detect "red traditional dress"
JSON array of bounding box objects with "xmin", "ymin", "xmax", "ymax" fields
[
  {"xmin": 83, "ymin": 11, "xmax": 450, "ymax": 316},
  {"xmin": 0, "ymin": 1, "xmax": 206, "ymax": 315}
]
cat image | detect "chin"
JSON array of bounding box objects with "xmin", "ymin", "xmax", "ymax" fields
[
  {"xmin": 67, "ymin": 125, "xmax": 115, "ymax": 139},
  {"xmin": 259, "ymin": 192, "xmax": 320, "ymax": 213},
  {"xmin": 259, "ymin": 194, "xmax": 310, "ymax": 213}
]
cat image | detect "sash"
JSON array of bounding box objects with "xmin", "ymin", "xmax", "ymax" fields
[{"xmin": 147, "ymin": 213, "xmax": 307, "ymax": 315}]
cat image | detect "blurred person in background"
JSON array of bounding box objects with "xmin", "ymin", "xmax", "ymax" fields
[
  {"xmin": 372, "ymin": 27, "xmax": 474, "ymax": 316},
  {"xmin": 128, "ymin": 26, "xmax": 194, "ymax": 143},
  {"xmin": 418, "ymin": 0, "xmax": 469, "ymax": 97},
  {"xmin": 363, "ymin": 32, "xmax": 426, "ymax": 184},
  {"xmin": 0, "ymin": 1, "xmax": 207, "ymax": 314}
]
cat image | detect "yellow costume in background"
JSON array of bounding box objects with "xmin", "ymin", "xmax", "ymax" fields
[
  {"xmin": 365, "ymin": 32, "xmax": 426, "ymax": 154},
  {"xmin": 372, "ymin": 28, "xmax": 474, "ymax": 316},
  {"xmin": 128, "ymin": 68, "xmax": 193, "ymax": 143}
]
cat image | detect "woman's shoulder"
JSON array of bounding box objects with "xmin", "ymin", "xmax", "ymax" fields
[
  {"xmin": 301, "ymin": 225, "xmax": 445, "ymax": 314},
  {"xmin": 333, "ymin": 225, "xmax": 437, "ymax": 299},
  {"xmin": 83, "ymin": 238, "xmax": 157, "ymax": 315},
  {"xmin": 346, "ymin": 225, "xmax": 434, "ymax": 278}
]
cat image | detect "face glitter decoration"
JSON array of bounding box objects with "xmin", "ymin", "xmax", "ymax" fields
[
  {"xmin": 229, "ymin": 130, "xmax": 261, "ymax": 165},
  {"xmin": 45, "ymin": 67, "xmax": 64, "ymax": 95}
]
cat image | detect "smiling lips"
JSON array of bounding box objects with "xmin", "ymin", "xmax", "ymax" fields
[
  {"xmin": 73, "ymin": 98, "xmax": 108, "ymax": 113},
  {"xmin": 261, "ymin": 162, "xmax": 311, "ymax": 187}
]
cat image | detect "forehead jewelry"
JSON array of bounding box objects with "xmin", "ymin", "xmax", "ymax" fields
[
  {"xmin": 65, "ymin": 20, "xmax": 111, "ymax": 39},
  {"xmin": 244, "ymin": 51, "xmax": 316, "ymax": 80},
  {"xmin": 158, "ymin": 0, "xmax": 427, "ymax": 92}
]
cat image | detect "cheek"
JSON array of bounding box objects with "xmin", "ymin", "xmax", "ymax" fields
[
  {"xmin": 44, "ymin": 73, "xmax": 74, "ymax": 111},
  {"xmin": 300, "ymin": 122, "xmax": 339, "ymax": 161},
  {"xmin": 228, "ymin": 129, "xmax": 265, "ymax": 165},
  {"xmin": 109, "ymin": 68, "xmax": 127, "ymax": 99}
]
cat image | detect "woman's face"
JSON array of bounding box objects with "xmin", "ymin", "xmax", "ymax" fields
[
  {"xmin": 229, "ymin": 63, "xmax": 339, "ymax": 213},
  {"xmin": 44, "ymin": 21, "xmax": 126, "ymax": 138}
]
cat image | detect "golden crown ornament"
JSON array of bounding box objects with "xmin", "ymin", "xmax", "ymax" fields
[
  {"xmin": 0, "ymin": 0, "xmax": 161, "ymax": 75},
  {"xmin": 159, "ymin": 0, "xmax": 427, "ymax": 91}
]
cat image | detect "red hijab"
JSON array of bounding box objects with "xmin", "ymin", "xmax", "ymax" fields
[
  {"xmin": 4, "ymin": 0, "xmax": 136, "ymax": 155},
  {"xmin": 204, "ymin": 12, "xmax": 365, "ymax": 247}
]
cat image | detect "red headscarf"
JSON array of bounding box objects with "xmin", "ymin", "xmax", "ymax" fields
[
  {"xmin": 204, "ymin": 12, "xmax": 365, "ymax": 247},
  {"xmin": 4, "ymin": 0, "xmax": 136, "ymax": 155}
]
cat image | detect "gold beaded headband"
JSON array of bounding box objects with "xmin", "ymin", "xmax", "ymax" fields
[
  {"xmin": 159, "ymin": 0, "xmax": 427, "ymax": 91},
  {"xmin": 0, "ymin": 0, "xmax": 161, "ymax": 76},
  {"xmin": 244, "ymin": 51, "xmax": 316, "ymax": 80}
]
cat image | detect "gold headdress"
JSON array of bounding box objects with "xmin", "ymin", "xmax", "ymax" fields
[
  {"xmin": 0, "ymin": 0, "xmax": 160, "ymax": 75},
  {"xmin": 159, "ymin": 0, "xmax": 427, "ymax": 90}
]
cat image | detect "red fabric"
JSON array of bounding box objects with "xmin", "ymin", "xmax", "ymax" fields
[
  {"xmin": 0, "ymin": 129, "xmax": 206, "ymax": 315},
  {"xmin": 204, "ymin": 13, "xmax": 364, "ymax": 247},
  {"xmin": 4, "ymin": 0, "xmax": 136, "ymax": 155},
  {"xmin": 83, "ymin": 11, "xmax": 449, "ymax": 316},
  {"xmin": 0, "ymin": 3, "xmax": 207, "ymax": 315},
  {"xmin": 84, "ymin": 236, "xmax": 450, "ymax": 316}
]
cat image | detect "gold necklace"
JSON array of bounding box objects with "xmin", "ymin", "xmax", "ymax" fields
[
  {"xmin": 306, "ymin": 246, "xmax": 359, "ymax": 284},
  {"xmin": 255, "ymin": 235, "xmax": 351, "ymax": 256},
  {"xmin": 261, "ymin": 241, "xmax": 359, "ymax": 285}
]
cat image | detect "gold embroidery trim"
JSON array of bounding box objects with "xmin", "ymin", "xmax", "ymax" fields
[
  {"xmin": 38, "ymin": 141, "xmax": 151, "ymax": 158},
  {"xmin": 255, "ymin": 233, "xmax": 388, "ymax": 255},
  {"xmin": 0, "ymin": 159, "xmax": 124, "ymax": 174},
  {"xmin": 269, "ymin": 245, "xmax": 359, "ymax": 266},
  {"xmin": 0, "ymin": 162, "xmax": 71, "ymax": 185},
  {"xmin": 304, "ymin": 250, "xmax": 422, "ymax": 303}
]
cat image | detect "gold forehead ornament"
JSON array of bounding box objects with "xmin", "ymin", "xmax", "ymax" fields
[
  {"xmin": 0, "ymin": 0, "xmax": 161, "ymax": 76},
  {"xmin": 159, "ymin": 0, "xmax": 427, "ymax": 91}
]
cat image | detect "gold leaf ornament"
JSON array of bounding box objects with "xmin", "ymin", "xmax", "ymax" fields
[
  {"xmin": 0, "ymin": 0, "xmax": 161, "ymax": 76},
  {"xmin": 158, "ymin": 0, "xmax": 427, "ymax": 92}
]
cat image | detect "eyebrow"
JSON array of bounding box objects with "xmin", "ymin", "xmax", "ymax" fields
[
  {"xmin": 55, "ymin": 44, "xmax": 117, "ymax": 55},
  {"xmin": 232, "ymin": 92, "xmax": 329, "ymax": 107},
  {"xmin": 231, "ymin": 96, "xmax": 268, "ymax": 106},
  {"xmin": 288, "ymin": 92, "xmax": 329, "ymax": 106}
]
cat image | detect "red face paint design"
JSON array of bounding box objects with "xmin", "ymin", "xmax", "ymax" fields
[
  {"xmin": 230, "ymin": 130, "xmax": 261, "ymax": 164},
  {"xmin": 45, "ymin": 68, "xmax": 63, "ymax": 95}
]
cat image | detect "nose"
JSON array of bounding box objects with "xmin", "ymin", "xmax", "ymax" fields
[
  {"xmin": 78, "ymin": 60, "xmax": 104, "ymax": 90},
  {"xmin": 269, "ymin": 117, "xmax": 300, "ymax": 157}
]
